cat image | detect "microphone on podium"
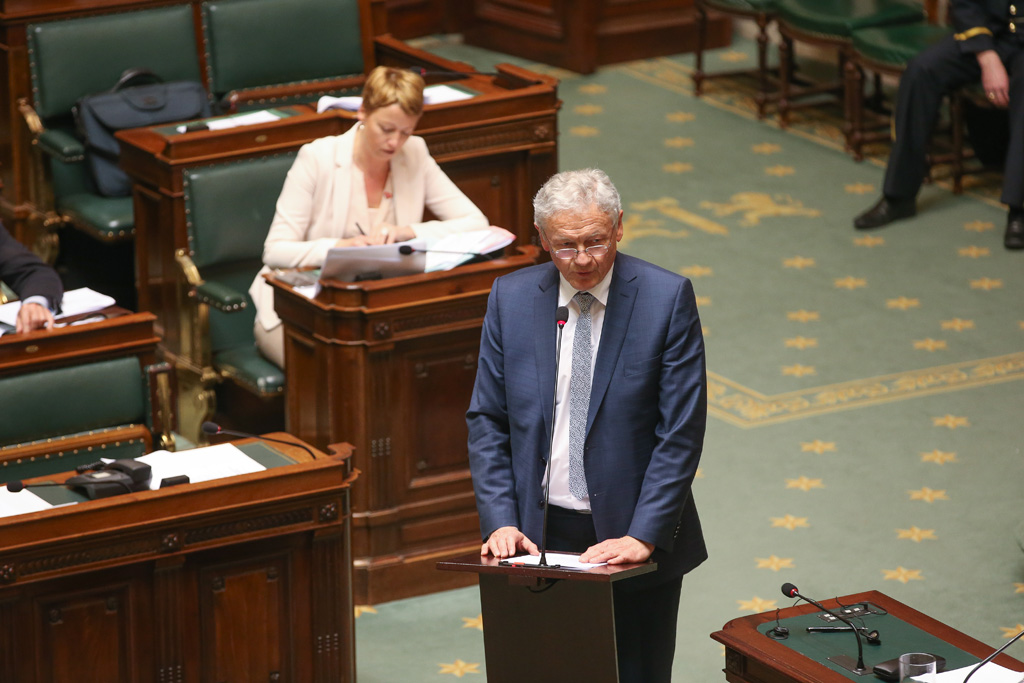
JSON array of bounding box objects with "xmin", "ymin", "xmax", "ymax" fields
[
  {"xmin": 397, "ymin": 244, "xmax": 493, "ymax": 259},
  {"xmin": 781, "ymin": 583, "xmax": 871, "ymax": 674},
  {"xmin": 537, "ymin": 305, "xmax": 570, "ymax": 568},
  {"xmin": 201, "ymin": 421, "xmax": 316, "ymax": 459}
]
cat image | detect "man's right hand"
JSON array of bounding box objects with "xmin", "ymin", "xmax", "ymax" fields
[{"xmin": 481, "ymin": 526, "xmax": 539, "ymax": 558}]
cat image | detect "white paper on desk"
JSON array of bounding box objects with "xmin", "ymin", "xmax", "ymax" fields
[
  {"xmin": 0, "ymin": 287, "xmax": 114, "ymax": 328},
  {"xmin": 504, "ymin": 553, "xmax": 607, "ymax": 570},
  {"xmin": 0, "ymin": 488, "xmax": 53, "ymax": 518},
  {"xmin": 175, "ymin": 109, "xmax": 283, "ymax": 133},
  {"xmin": 317, "ymin": 84, "xmax": 473, "ymax": 114},
  {"xmin": 932, "ymin": 664, "xmax": 1024, "ymax": 683},
  {"xmin": 425, "ymin": 227, "xmax": 516, "ymax": 272},
  {"xmin": 317, "ymin": 95, "xmax": 361, "ymax": 113},
  {"xmin": 137, "ymin": 443, "xmax": 266, "ymax": 490},
  {"xmin": 319, "ymin": 238, "xmax": 426, "ymax": 284}
]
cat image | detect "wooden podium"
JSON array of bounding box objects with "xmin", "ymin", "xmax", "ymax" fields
[
  {"xmin": 268, "ymin": 246, "xmax": 541, "ymax": 604},
  {"xmin": 437, "ymin": 552, "xmax": 657, "ymax": 683},
  {"xmin": 0, "ymin": 436, "xmax": 357, "ymax": 683}
]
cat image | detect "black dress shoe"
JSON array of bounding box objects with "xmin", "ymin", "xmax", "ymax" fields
[
  {"xmin": 1006, "ymin": 215, "xmax": 1024, "ymax": 250},
  {"xmin": 853, "ymin": 196, "xmax": 916, "ymax": 230}
]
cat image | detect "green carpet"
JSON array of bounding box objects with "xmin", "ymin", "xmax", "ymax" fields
[{"xmin": 353, "ymin": 35, "xmax": 1024, "ymax": 682}]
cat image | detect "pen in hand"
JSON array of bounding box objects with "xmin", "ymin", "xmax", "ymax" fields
[{"xmin": 355, "ymin": 222, "xmax": 366, "ymax": 236}]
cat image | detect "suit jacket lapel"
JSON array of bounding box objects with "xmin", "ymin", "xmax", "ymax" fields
[
  {"xmin": 534, "ymin": 265, "xmax": 560, "ymax": 463},
  {"xmin": 587, "ymin": 257, "xmax": 638, "ymax": 434}
]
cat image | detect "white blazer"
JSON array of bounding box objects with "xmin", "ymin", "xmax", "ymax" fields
[{"xmin": 249, "ymin": 125, "xmax": 489, "ymax": 331}]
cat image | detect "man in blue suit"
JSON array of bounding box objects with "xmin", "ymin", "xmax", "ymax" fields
[
  {"xmin": 0, "ymin": 222, "xmax": 63, "ymax": 333},
  {"xmin": 467, "ymin": 169, "xmax": 707, "ymax": 682}
]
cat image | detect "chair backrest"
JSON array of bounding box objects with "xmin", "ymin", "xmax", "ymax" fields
[
  {"xmin": 201, "ymin": 0, "xmax": 364, "ymax": 100},
  {"xmin": 28, "ymin": 4, "xmax": 203, "ymax": 122},
  {"xmin": 183, "ymin": 153, "xmax": 296, "ymax": 352}
]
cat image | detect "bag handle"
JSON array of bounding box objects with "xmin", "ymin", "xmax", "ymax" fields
[{"xmin": 112, "ymin": 68, "xmax": 164, "ymax": 92}]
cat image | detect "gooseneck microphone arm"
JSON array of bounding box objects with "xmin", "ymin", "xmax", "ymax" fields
[
  {"xmin": 538, "ymin": 305, "xmax": 570, "ymax": 569},
  {"xmin": 962, "ymin": 627, "xmax": 1024, "ymax": 683},
  {"xmin": 781, "ymin": 583, "xmax": 866, "ymax": 673},
  {"xmin": 201, "ymin": 422, "xmax": 316, "ymax": 459}
]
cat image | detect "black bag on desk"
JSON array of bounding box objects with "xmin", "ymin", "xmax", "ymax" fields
[{"xmin": 74, "ymin": 68, "xmax": 211, "ymax": 197}]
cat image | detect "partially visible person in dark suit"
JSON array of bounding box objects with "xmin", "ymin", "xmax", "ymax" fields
[
  {"xmin": 0, "ymin": 222, "xmax": 63, "ymax": 333},
  {"xmin": 853, "ymin": 0, "xmax": 1024, "ymax": 250},
  {"xmin": 467, "ymin": 168, "xmax": 707, "ymax": 682}
]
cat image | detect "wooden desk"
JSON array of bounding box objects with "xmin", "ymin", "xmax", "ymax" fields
[
  {"xmin": 711, "ymin": 590, "xmax": 1024, "ymax": 683},
  {"xmin": 117, "ymin": 52, "xmax": 558, "ymax": 358},
  {"xmin": 268, "ymin": 246, "xmax": 541, "ymax": 604},
  {"xmin": 0, "ymin": 436, "xmax": 357, "ymax": 683}
]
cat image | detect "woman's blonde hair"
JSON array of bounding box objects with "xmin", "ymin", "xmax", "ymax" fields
[{"xmin": 361, "ymin": 66, "xmax": 425, "ymax": 117}]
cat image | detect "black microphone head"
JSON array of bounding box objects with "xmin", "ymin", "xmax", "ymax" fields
[
  {"xmin": 781, "ymin": 583, "xmax": 799, "ymax": 598},
  {"xmin": 6, "ymin": 481, "xmax": 24, "ymax": 493},
  {"xmin": 398, "ymin": 245, "xmax": 415, "ymax": 255},
  {"xmin": 556, "ymin": 306, "xmax": 570, "ymax": 326},
  {"xmin": 200, "ymin": 421, "xmax": 221, "ymax": 435}
]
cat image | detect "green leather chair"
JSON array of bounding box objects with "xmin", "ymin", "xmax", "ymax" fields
[
  {"xmin": 201, "ymin": 0, "xmax": 367, "ymax": 112},
  {"xmin": 0, "ymin": 357, "xmax": 176, "ymax": 472},
  {"xmin": 23, "ymin": 5, "xmax": 204, "ymax": 247},
  {"xmin": 694, "ymin": 0, "xmax": 780, "ymax": 119},
  {"xmin": 774, "ymin": 0, "xmax": 923, "ymax": 138},
  {"xmin": 174, "ymin": 153, "xmax": 296, "ymax": 426}
]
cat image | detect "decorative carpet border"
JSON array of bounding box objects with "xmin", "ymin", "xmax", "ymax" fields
[{"xmin": 708, "ymin": 352, "xmax": 1024, "ymax": 427}]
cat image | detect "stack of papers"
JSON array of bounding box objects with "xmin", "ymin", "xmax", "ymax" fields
[
  {"xmin": 175, "ymin": 109, "xmax": 283, "ymax": 133},
  {"xmin": 317, "ymin": 83, "xmax": 475, "ymax": 114},
  {"xmin": 425, "ymin": 226, "xmax": 516, "ymax": 272},
  {"xmin": 0, "ymin": 287, "xmax": 115, "ymax": 334}
]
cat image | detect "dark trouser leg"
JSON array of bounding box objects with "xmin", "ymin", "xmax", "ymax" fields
[
  {"xmin": 1000, "ymin": 45, "xmax": 1024, "ymax": 208},
  {"xmin": 883, "ymin": 37, "xmax": 981, "ymax": 200},
  {"xmin": 613, "ymin": 576, "xmax": 684, "ymax": 683}
]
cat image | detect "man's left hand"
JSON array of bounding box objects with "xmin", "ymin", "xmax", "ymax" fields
[
  {"xmin": 579, "ymin": 536, "xmax": 654, "ymax": 565},
  {"xmin": 15, "ymin": 302, "xmax": 54, "ymax": 334}
]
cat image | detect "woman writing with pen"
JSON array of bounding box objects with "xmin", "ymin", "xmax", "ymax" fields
[{"xmin": 249, "ymin": 66, "xmax": 487, "ymax": 367}]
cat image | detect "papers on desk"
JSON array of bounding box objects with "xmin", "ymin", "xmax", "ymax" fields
[
  {"xmin": 319, "ymin": 238, "xmax": 427, "ymax": 284},
  {"xmin": 137, "ymin": 443, "xmax": 266, "ymax": 490},
  {"xmin": 425, "ymin": 227, "xmax": 516, "ymax": 272},
  {"xmin": 175, "ymin": 109, "xmax": 283, "ymax": 133},
  {"xmin": 0, "ymin": 287, "xmax": 115, "ymax": 331},
  {"xmin": 932, "ymin": 664, "xmax": 1024, "ymax": 683},
  {"xmin": 0, "ymin": 487, "xmax": 55, "ymax": 518},
  {"xmin": 317, "ymin": 83, "xmax": 475, "ymax": 114},
  {"xmin": 503, "ymin": 553, "xmax": 607, "ymax": 570}
]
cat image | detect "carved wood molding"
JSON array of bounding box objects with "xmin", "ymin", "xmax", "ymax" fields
[{"xmin": 427, "ymin": 121, "xmax": 555, "ymax": 160}]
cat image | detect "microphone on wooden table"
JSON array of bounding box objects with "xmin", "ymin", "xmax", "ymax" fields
[
  {"xmin": 781, "ymin": 582, "xmax": 870, "ymax": 674},
  {"xmin": 201, "ymin": 421, "xmax": 316, "ymax": 459}
]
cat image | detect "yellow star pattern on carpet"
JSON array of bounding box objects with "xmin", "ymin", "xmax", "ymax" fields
[
  {"xmin": 1000, "ymin": 624, "xmax": 1024, "ymax": 638},
  {"xmin": 920, "ymin": 450, "xmax": 957, "ymax": 464},
  {"xmin": 666, "ymin": 111, "xmax": 696, "ymax": 123},
  {"xmin": 771, "ymin": 514, "xmax": 810, "ymax": 530},
  {"xmin": 886, "ymin": 296, "xmax": 920, "ymax": 310},
  {"xmin": 970, "ymin": 277, "xmax": 1003, "ymax": 290},
  {"xmin": 785, "ymin": 336, "xmax": 818, "ymax": 350},
  {"xmin": 569, "ymin": 125, "xmax": 600, "ymax": 137},
  {"xmin": 834, "ymin": 276, "xmax": 867, "ymax": 290},
  {"xmin": 737, "ymin": 597, "xmax": 777, "ymax": 613},
  {"xmin": 664, "ymin": 136, "xmax": 695, "ymax": 148},
  {"xmin": 1015, "ymin": 583, "xmax": 1024, "ymax": 594},
  {"xmin": 896, "ymin": 526, "xmax": 937, "ymax": 542},
  {"xmin": 908, "ymin": 487, "xmax": 949, "ymax": 503},
  {"xmin": 801, "ymin": 440, "xmax": 835, "ymax": 454},
  {"xmin": 844, "ymin": 182, "xmax": 874, "ymax": 194},
  {"xmin": 963, "ymin": 220, "xmax": 994, "ymax": 232},
  {"xmin": 958, "ymin": 245, "xmax": 990, "ymax": 258},
  {"xmin": 462, "ymin": 614, "xmax": 483, "ymax": 631},
  {"xmin": 756, "ymin": 555, "xmax": 795, "ymax": 571},
  {"xmin": 663, "ymin": 162, "xmax": 694, "ymax": 173},
  {"xmin": 354, "ymin": 605, "xmax": 378, "ymax": 618},
  {"xmin": 696, "ymin": 295, "xmax": 711, "ymax": 307},
  {"xmin": 573, "ymin": 104, "xmax": 603, "ymax": 115},
  {"xmin": 933, "ymin": 415, "xmax": 969, "ymax": 429},
  {"xmin": 782, "ymin": 364, "xmax": 816, "ymax": 377},
  {"xmin": 578, "ymin": 84, "xmax": 607, "ymax": 95},
  {"xmin": 787, "ymin": 310, "xmax": 820, "ymax": 322},
  {"xmin": 752, "ymin": 142, "xmax": 781, "ymax": 154},
  {"xmin": 783, "ymin": 256, "xmax": 815, "ymax": 269},
  {"xmin": 438, "ymin": 660, "xmax": 481, "ymax": 677},
  {"xmin": 940, "ymin": 318, "xmax": 975, "ymax": 331},
  {"xmin": 883, "ymin": 567, "xmax": 924, "ymax": 583},
  {"xmin": 721, "ymin": 50, "xmax": 749, "ymax": 62},
  {"xmin": 854, "ymin": 235, "xmax": 885, "ymax": 247},
  {"xmin": 765, "ymin": 165, "xmax": 795, "ymax": 177},
  {"xmin": 913, "ymin": 339, "xmax": 948, "ymax": 352},
  {"xmin": 680, "ymin": 265, "xmax": 713, "ymax": 277},
  {"xmin": 786, "ymin": 476, "xmax": 824, "ymax": 491}
]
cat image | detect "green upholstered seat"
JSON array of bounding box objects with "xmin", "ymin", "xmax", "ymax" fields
[
  {"xmin": 705, "ymin": 0, "xmax": 778, "ymax": 11},
  {"xmin": 182, "ymin": 153, "xmax": 296, "ymax": 396},
  {"xmin": 852, "ymin": 22, "xmax": 951, "ymax": 67},
  {"xmin": 201, "ymin": 0, "xmax": 364, "ymax": 107},
  {"xmin": 776, "ymin": 0, "xmax": 923, "ymax": 37}
]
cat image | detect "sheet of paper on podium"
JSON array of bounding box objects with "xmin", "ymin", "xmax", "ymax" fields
[
  {"xmin": 0, "ymin": 488, "xmax": 54, "ymax": 518},
  {"xmin": 0, "ymin": 287, "xmax": 115, "ymax": 332},
  {"xmin": 137, "ymin": 443, "xmax": 266, "ymax": 489},
  {"xmin": 505, "ymin": 552, "xmax": 607, "ymax": 570},
  {"xmin": 425, "ymin": 227, "xmax": 516, "ymax": 272},
  {"xmin": 317, "ymin": 84, "xmax": 474, "ymax": 114},
  {"xmin": 934, "ymin": 664, "xmax": 1024, "ymax": 683}
]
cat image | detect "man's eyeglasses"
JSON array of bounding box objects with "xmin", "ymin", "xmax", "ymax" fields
[{"xmin": 552, "ymin": 244, "xmax": 610, "ymax": 260}]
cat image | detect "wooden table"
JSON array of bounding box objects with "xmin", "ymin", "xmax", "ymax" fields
[
  {"xmin": 268, "ymin": 246, "xmax": 541, "ymax": 604},
  {"xmin": 711, "ymin": 590, "xmax": 1024, "ymax": 683},
  {"xmin": 0, "ymin": 435, "xmax": 357, "ymax": 683}
]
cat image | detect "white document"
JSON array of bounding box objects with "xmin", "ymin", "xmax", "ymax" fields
[
  {"xmin": 319, "ymin": 238, "xmax": 426, "ymax": 283},
  {"xmin": 503, "ymin": 552, "xmax": 607, "ymax": 569},
  {"xmin": 137, "ymin": 443, "xmax": 266, "ymax": 490},
  {"xmin": 425, "ymin": 227, "xmax": 516, "ymax": 272},
  {"xmin": 317, "ymin": 84, "xmax": 474, "ymax": 114},
  {"xmin": 0, "ymin": 488, "xmax": 53, "ymax": 518},
  {"xmin": 932, "ymin": 664, "xmax": 1024, "ymax": 683},
  {"xmin": 317, "ymin": 95, "xmax": 361, "ymax": 113},
  {"xmin": 175, "ymin": 109, "xmax": 282, "ymax": 133},
  {"xmin": 0, "ymin": 287, "xmax": 115, "ymax": 328}
]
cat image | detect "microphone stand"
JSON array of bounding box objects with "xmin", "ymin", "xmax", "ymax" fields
[
  {"xmin": 538, "ymin": 307, "xmax": 569, "ymax": 569},
  {"xmin": 783, "ymin": 584, "xmax": 868, "ymax": 674},
  {"xmin": 962, "ymin": 627, "xmax": 1024, "ymax": 683}
]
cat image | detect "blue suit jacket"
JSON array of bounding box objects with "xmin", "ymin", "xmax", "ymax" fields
[
  {"xmin": 467, "ymin": 252, "xmax": 708, "ymax": 582},
  {"xmin": 0, "ymin": 223, "xmax": 63, "ymax": 311}
]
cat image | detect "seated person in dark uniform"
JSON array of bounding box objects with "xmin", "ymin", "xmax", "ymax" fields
[
  {"xmin": 0, "ymin": 222, "xmax": 63, "ymax": 333},
  {"xmin": 853, "ymin": 0, "xmax": 1024, "ymax": 250}
]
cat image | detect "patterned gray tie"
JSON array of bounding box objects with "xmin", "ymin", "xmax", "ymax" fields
[{"xmin": 569, "ymin": 291, "xmax": 594, "ymax": 500}]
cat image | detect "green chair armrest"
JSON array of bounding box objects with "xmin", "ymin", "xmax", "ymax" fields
[
  {"xmin": 195, "ymin": 281, "xmax": 248, "ymax": 312},
  {"xmin": 37, "ymin": 128, "xmax": 86, "ymax": 163}
]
